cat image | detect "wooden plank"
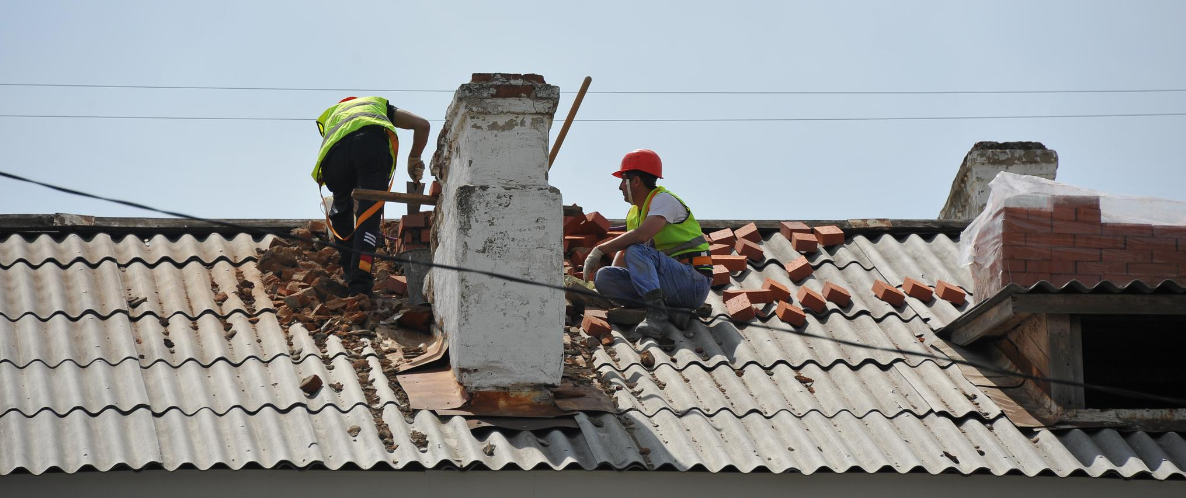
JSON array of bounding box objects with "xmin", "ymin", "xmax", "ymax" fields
[
  {"xmin": 948, "ymin": 297, "xmax": 1025, "ymax": 346},
  {"xmin": 352, "ymin": 188, "xmax": 437, "ymax": 205},
  {"xmin": 1013, "ymin": 294, "xmax": 1186, "ymax": 315},
  {"xmin": 1049, "ymin": 314, "xmax": 1085, "ymax": 409}
]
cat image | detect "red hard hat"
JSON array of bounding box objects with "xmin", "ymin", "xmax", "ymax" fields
[
  {"xmin": 612, "ymin": 149, "xmax": 663, "ymax": 179},
  {"xmin": 338, "ymin": 96, "xmax": 358, "ymax": 103}
]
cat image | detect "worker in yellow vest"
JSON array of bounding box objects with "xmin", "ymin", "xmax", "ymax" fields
[
  {"xmin": 313, "ymin": 96, "xmax": 430, "ymax": 296},
  {"xmin": 583, "ymin": 149, "xmax": 712, "ymax": 338}
]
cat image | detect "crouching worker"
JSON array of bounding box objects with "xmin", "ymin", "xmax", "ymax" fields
[{"xmin": 583, "ymin": 149, "xmax": 712, "ymax": 338}]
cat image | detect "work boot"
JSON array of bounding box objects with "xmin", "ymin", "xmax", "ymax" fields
[
  {"xmin": 669, "ymin": 306, "xmax": 693, "ymax": 331},
  {"xmin": 634, "ymin": 289, "xmax": 669, "ymax": 339},
  {"xmin": 607, "ymin": 307, "xmax": 646, "ymax": 327}
]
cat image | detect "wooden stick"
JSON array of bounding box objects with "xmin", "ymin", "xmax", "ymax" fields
[
  {"xmin": 353, "ymin": 189, "xmax": 437, "ymax": 205},
  {"xmin": 548, "ymin": 76, "xmax": 592, "ymax": 169}
]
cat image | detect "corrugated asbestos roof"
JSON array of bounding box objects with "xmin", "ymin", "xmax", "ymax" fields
[{"xmin": 0, "ymin": 228, "xmax": 1184, "ymax": 478}]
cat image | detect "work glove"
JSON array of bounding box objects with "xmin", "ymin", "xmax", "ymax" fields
[
  {"xmin": 582, "ymin": 247, "xmax": 605, "ymax": 283},
  {"xmin": 408, "ymin": 157, "xmax": 426, "ymax": 183}
]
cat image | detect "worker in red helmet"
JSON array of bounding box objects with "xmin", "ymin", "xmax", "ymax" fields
[
  {"xmin": 312, "ymin": 96, "xmax": 430, "ymax": 296},
  {"xmin": 583, "ymin": 149, "xmax": 712, "ymax": 338}
]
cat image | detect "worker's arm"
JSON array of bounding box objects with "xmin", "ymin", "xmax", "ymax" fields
[
  {"xmin": 390, "ymin": 108, "xmax": 430, "ymax": 159},
  {"xmin": 584, "ymin": 216, "xmax": 666, "ymax": 280}
]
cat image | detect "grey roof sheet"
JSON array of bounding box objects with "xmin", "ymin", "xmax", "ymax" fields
[{"xmin": 1, "ymin": 227, "xmax": 1183, "ymax": 480}]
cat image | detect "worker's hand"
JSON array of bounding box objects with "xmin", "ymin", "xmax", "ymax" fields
[
  {"xmin": 582, "ymin": 247, "xmax": 605, "ymax": 283},
  {"xmin": 408, "ymin": 157, "xmax": 426, "ymax": 182}
]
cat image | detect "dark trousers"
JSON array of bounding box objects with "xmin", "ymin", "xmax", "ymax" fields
[{"xmin": 320, "ymin": 128, "xmax": 393, "ymax": 295}]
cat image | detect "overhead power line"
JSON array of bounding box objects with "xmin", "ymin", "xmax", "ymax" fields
[
  {"xmin": 2, "ymin": 168, "xmax": 1186, "ymax": 407},
  {"xmin": 4, "ymin": 82, "xmax": 1186, "ymax": 95},
  {"xmin": 2, "ymin": 112, "xmax": 1186, "ymax": 123}
]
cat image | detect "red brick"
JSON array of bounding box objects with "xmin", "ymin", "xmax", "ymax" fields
[
  {"xmin": 712, "ymin": 254, "xmax": 748, "ymax": 272},
  {"xmin": 872, "ymin": 280, "xmax": 906, "ymax": 307},
  {"xmin": 790, "ymin": 233, "xmax": 818, "ymax": 253},
  {"xmin": 1127, "ymin": 237, "xmax": 1176, "ymax": 251},
  {"xmin": 1052, "ymin": 195, "xmax": 1100, "ymax": 211},
  {"xmin": 1050, "ymin": 247, "xmax": 1100, "ymax": 262},
  {"xmin": 1052, "ymin": 206, "xmax": 1077, "ymax": 222},
  {"xmin": 709, "ymin": 243, "xmax": 733, "ymax": 256},
  {"xmin": 780, "ymin": 221, "xmax": 812, "ymax": 240},
  {"xmin": 1102, "ymin": 249, "xmax": 1150, "ymax": 263},
  {"xmin": 1026, "ymin": 233, "xmax": 1075, "ymax": 247},
  {"xmin": 774, "ymin": 301, "xmax": 807, "ymax": 327},
  {"xmin": 581, "ymin": 311, "xmax": 612, "ymax": 338},
  {"xmin": 1077, "ymin": 261, "xmax": 1129, "ymax": 274},
  {"xmin": 1003, "ymin": 245, "xmax": 1051, "ymax": 261},
  {"xmin": 813, "ymin": 225, "xmax": 845, "ymax": 246},
  {"xmin": 821, "ymin": 282, "xmax": 851, "ymax": 307},
  {"xmin": 583, "ymin": 212, "xmax": 610, "ymax": 236},
  {"xmin": 565, "ymin": 234, "xmax": 599, "ymax": 248},
  {"xmin": 723, "ymin": 289, "xmax": 774, "ymax": 304},
  {"xmin": 796, "ymin": 287, "xmax": 827, "ymax": 314},
  {"xmin": 735, "ymin": 222, "xmax": 761, "ymax": 244},
  {"xmin": 1076, "ymin": 207, "xmax": 1102, "ymax": 224},
  {"xmin": 1074, "ymin": 234, "xmax": 1124, "ymax": 249},
  {"xmin": 383, "ymin": 275, "xmax": 407, "ymax": 296},
  {"xmin": 762, "ymin": 278, "xmax": 792, "ymax": 302},
  {"xmin": 786, "ymin": 256, "xmax": 813, "ymax": 282},
  {"xmin": 429, "ymin": 181, "xmax": 442, "ymax": 197},
  {"xmin": 1102, "ymin": 223, "xmax": 1153, "ymax": 237},
  {"xmin": 1027, "ymin": 208, "xmax": 1052, "ymax": 221},
  {"xmin": 563, "ymin": 215, "xmax": 588, "ymax": 235},
  {"xmin": 902, "ymin": 277, "xmax": 933, "ymax": 301},
  {"xmin": 401, "ymin": 212, "xmax": 430, "ymax": 229},
  {"xmin": 1049, "ymin": 274, "xmax": 1101, "ymax": 287},
  {"xmin": 1129, "ymin": 263, "xmax": 1178, "ymax": 275},
  {"xmin": 725, "ymin": 293, "xmax": 756, "ymax": 321},
  {"xmin": 1153, "ymin": 226, "xmax": 1186, "ymax": 239},
  {"xmin": 1152, "ymin": 250, "xmax": 1186, "ymax": 265},
  {"xmin": 708, "ymin": 228, "xmax": 736, "ymax": 247},
  {"xmin": 1052, "ymin": 220, "xmax": 1101, "ymax": 235},
  {"xmin": 1003, "ymin": 214, "xmax": 1051, "ymax": 234},
  {"xmin": 711, "ymin": 265, "xmax": 730, "ymax": 287},
  {"xmin": 570, "ymin": 247, "xmax": 596, "ymax": 269},
  {"xmin": 1026, "ymin": 260, "xmax": 1077, "ymax": 274},
  {"xmin": 420, "ymin": 230, "xmax": 431, "ymax": 243},
  {"xmin": 934, "ymin": 280, "xmax": 967, "ymax": 306},
  {"xmin": 1002, "ymin": 231, "xmax": 1026, "ymax": 246},
  {"xmin": 734, "ymin": 238, "xmax": 765, "ymax": 262}
]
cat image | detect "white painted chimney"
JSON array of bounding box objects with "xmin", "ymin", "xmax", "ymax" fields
[
  {"xmin": 429, "ymin": 73, "xmax": 564, "ymax": 390},
  {"xmin": 939, "ymin": 142, "xmax": 1058, "ymax": 220}
]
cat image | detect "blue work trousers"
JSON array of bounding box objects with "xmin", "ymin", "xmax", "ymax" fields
[{"xmin": 594, "ymin": 244, "xmax": 711, "ymax": 311}]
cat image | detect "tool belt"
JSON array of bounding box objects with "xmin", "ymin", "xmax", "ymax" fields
[{"xmin": 676, "ymin": 250, "xmax": 714, "ymax": 278}]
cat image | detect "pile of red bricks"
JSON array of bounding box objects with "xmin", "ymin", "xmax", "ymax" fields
[
  {"xmin": 389, "ymin": 211, "xmax": 434, "ymax": 254},
  {"xmin": 971, "ymin": 195, "xmax": 1186, "ymax": 296},
  {"xmin": 563, "ymin": 211, "xmax": 623, "ymax": 279}
]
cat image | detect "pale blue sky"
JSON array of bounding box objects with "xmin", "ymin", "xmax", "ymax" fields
[{"xmin": 2, "ymin": 0, "xmax": 1184, "ymax": 221}]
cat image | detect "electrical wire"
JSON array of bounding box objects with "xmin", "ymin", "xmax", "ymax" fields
[
  {"xmin": 3, "ymin": 112, "xmax": 1186, "ymax": 122},
  {"xmin": 4, "ymin": 82, "xmax": 1186, "ymax": 95},
  {"xmin": 2, "ymin": 168, "xmax": 1185, "ymax": 407}
]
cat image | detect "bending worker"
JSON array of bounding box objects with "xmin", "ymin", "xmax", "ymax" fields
[
  {"xmin": 583, "ymin": 149, "xmax": 713, "ymax": 338},
  {"xmin": 313, "ymin": 96, "xmax": 430, "ymax": 296}
]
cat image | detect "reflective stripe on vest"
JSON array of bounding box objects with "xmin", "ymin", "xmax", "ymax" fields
[
  {"xmin": 311, "ymin": 96, "xmax": 399, "ymax": 184},
  {"xmin": 626, "ymin": 186, "xmax": 711, "ymax": 259}
]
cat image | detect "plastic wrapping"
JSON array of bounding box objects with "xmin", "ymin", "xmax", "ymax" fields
[{"xmin": 959, "ymin": 172, "xmax": 1186, "ymax": 296}]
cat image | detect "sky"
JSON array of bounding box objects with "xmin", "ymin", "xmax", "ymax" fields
[{"xmin": 1, "ymin": 0, "xmax": 1184, "ymax": 222}]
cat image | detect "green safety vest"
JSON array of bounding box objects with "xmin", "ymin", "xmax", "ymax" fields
[
  {"xmin": 626, "ymin": 186, "xmax": 710, "ymax": 259},
  {"xmin": 311, "ymin": 96, "xmax": 399, "ymax": 184}
]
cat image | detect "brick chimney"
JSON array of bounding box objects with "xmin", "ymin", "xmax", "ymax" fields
[
  {"xmin": 429, "ymin": 73, "xmax": 564, "ymax": 390},
  {"xmin": 940, "ymin": 142, "xmax": 1058, "ymax": 220}
]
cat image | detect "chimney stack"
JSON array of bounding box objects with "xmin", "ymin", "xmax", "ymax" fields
[
  {"xmin": 939, "ymin": 142, "xmax": 1058, "ymax": 220},
  {"xmin": 429, "ymin": 73, "xmax": 564, "ymax": 390}
]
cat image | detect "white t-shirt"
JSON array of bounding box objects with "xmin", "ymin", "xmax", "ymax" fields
[{"xmin": 644, "ymin": 192, "xmax": 689, "ymax": 224}]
